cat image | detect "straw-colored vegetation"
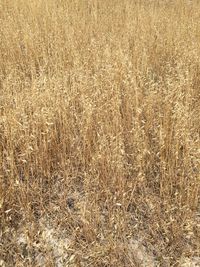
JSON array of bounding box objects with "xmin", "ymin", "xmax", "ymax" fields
[{"xmin": 0, "ymin": 0, "xmax": 199, "ymax": 266}]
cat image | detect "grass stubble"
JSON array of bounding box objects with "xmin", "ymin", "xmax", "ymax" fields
[{"xmin": 0, "ymin": 0, "xmax": 199, "ymax": 266}]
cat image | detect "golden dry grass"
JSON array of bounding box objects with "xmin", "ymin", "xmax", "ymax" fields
[{"xmin": 0, "ymin": 0, "xmax": 200, "ymax": 266}]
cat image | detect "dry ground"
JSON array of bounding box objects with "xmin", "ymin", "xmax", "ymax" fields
[{"xmin": 0, "ymin": 0, "xmax": 200, "ymax": 266}]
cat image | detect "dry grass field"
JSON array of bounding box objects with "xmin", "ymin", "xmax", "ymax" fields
[{"xmin": 0, "ymin": 0, "xmax": 200, "ymax": 266}]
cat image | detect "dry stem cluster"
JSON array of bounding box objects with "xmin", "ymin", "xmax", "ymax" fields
[{"xmin": 0, "ymin": 0, "xmax": 199, "ymax": 266}]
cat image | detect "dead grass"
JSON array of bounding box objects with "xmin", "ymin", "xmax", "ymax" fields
[{"xmin": 0, "ymin": 0, "xmax": 200, "ymax": 266}]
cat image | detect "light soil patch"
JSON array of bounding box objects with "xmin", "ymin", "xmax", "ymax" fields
[{"xmin": 14, "ymin": 220, "xmax": 200, "ymax": 267}]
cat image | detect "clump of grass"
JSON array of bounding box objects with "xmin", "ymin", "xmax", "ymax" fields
[{"xmin": 0, "ymin": 0, "xmax": 199, "ymax": 266}]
